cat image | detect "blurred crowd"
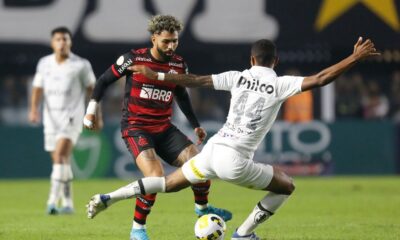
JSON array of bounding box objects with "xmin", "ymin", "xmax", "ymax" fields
[{"xmin": 1, "ymin": 69, "xmax": 399, "ymax": 125}]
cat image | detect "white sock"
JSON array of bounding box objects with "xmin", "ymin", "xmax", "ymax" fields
[
  {"xmin": 195, "ymin": 203, "xmax": 208, "ymax": 210},
  {"xmin": 107, "ymin": 177, "xmax": 166, "ymax": 206},
  {"xmin": 61, "ymin": 164, "xmax": 74, "ymax": 208},
  {"xmin": 237, "ymin": 192, "xmax": 289, "ymax": 236},
  {"xmin": 47, "ymin": 164, "xmax": 63, "ymax": 206},
  {"xmin": 132, "ymin": 221, "xmax": 146, "ymax": 230}
]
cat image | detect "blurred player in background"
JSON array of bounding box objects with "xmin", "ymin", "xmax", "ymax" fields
[
  {"xmin": 83, "ymin": 15, "xmax": 231, "ymax": 240},
  {"xmin": 87, "ymin": 37, "xmax": 379, "ymax": 239},
  {"xmin": 29, "ymin": 27, "xmax": 99, "ymax": 215}
]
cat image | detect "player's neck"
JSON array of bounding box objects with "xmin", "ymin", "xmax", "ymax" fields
[
  {"xmin": 150, "ymin": 47, "xmax": 166, "ymax": 62},
  {"xmin": 55, "ymin": 53, "xmax": 69, "ymax": 64}
]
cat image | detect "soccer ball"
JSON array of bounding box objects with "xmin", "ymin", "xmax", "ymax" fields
[{"xmin": 194, "ymin": 214, "xmax": 226, "ymax": 240}]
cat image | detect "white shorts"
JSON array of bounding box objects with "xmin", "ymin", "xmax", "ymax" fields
[
  {"xmin": 44, "ymin": 130, "xmax": 80, "ymax": 152},
  {"xmin": 182, "ymin": 142, "xmax": 274, "ymax": 190}
]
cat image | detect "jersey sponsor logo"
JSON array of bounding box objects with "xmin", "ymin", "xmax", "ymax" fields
[
  {"xmin": 139, "ymin": 85, "xmax": 172, "ymax": 102},
  {"xmin": 135, "ymin": 56, "xmax": 152, "ymax": 62},
  {"xmin": 237, "ymin": 76, "xmax": 274, "ymax": 94},
  {"xmin": 117, "ymin": 58, "xmax": 133, "ymax": 74},
  {"xmin": 46, "ymin": 89, "xmax": 72, "ymax": 96},
  {"xmin": 168, "ymin": 62, "xmax": 183, "ymax": 68},
  {"xmin": 168, "ymin": 69, "xmax": 178, "ymax": 74}
]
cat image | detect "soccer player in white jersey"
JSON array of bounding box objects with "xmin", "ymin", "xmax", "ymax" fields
[
  {"xmin": 29, "ymin": 27, "xmax": 100, "ymax": 215},
  {"xmin": 86, "ymin": 37, "xmax": 379, "ymax": 239}
]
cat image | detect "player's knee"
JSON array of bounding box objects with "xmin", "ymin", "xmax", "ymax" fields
[
  {"xmin": 285, "ymin": 178, "xmax": 295, "ymax": 195},
  {"xmin": 53, "ymin": 153, "xmax": 69, "ymax": 163},
  {"xmin": 143, "ymin": 169, "xmax": 164, "ymax": 177},
  {"xmin": 164, "ymin": 175, "xmax": 182, "ymax": 193}
]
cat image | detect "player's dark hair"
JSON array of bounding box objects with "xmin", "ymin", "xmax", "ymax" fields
[
  {"xmin": 51, "ymin": 26, "xmax": 72, "ymax": 38},
  {"xmin": 148, "ymin": 15, "xmax": 183, "ymax": 34},
  {"xmin": 251, "ymin": 39, "xmax": 277, "ymax": 66}
]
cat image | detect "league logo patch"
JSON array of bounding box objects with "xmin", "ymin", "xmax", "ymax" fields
[{"xmin": 116, "ymin": 55, "xmax": 124, "ymax": 65}]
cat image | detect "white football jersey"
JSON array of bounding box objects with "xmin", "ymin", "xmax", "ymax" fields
[
  {"xmin": 33, "ymin": 53, "xmax": 95, "ymax": 134},
  {"xmin": 210, "ymin": 66, "xmax": 304, "ymax": 154}
]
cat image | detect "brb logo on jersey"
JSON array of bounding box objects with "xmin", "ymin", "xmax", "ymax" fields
[
  {"xmin": 237, "ymin": 76, "xmax": 274, "ymax": 94},
  {"xmin": 140, "ymin": 84, "xmax": 172, "ymax": 102}
]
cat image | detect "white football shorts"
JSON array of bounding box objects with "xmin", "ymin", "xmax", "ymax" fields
[
  {"xmin": 44, "ymin": 130, "xmax": 80, "ymax": 152},
  {"xmin": 182, "ymin": 141, "xmax": 274, "ymax": 190}
]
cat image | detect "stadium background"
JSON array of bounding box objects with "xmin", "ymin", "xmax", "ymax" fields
[{"xmin": 0, "ymin": 0, "xmax": 399, "ymax": 179}]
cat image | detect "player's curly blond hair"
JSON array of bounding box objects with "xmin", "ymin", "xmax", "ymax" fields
[{"xmin": 148, "ymin": 15, "xmax": 183, "ymax": 35}]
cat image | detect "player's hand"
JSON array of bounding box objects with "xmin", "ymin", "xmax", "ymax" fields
[
  {"xmin": 28, "ymin": 110, "xmax": 40, "ymax": 124},
  {"xmin": 352, "ymin": 37, "xmax": 380, "ymax": 60},
  {"xmin": 129, "ymin": 65, "xmax": 158, "ymax": 80},
  {"xmin": 83, "ymin": 114, "xmax": 96, "ymax": 130},
  {"xmin": 194, "ymin": 127, "xmax": 207, "ymax": 145}
]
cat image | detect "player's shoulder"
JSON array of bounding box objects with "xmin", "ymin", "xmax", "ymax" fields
[
  {"xmin": 172, "ymin": 53, "xmax": 184, "ymax": 62},
  {"xmin": 69, "ymin": 53, "xmax": 88, "ymax": 62},
  {"xmin": 37, "ymin": 54, "xmax": 54, "ymax": 65},
  {"xmin": 69, "ymin": 53, "xmax": 92, "ymax": 68},
  {"xmin": 132, "ymin": 48, "xmax": 148, "ymax": 55}
]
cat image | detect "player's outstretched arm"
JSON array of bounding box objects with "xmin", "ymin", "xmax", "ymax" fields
[
  {"xmin": 129, "ymin": 65, "xmax": 214, "ymax": 88},
  {"xmin": 301, "ymin": 37, "xmax": 380, "ymax": 92}
]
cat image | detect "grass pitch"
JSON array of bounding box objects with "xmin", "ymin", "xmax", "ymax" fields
[{"xmin": 0, "ymin": 177, "xmax": 399, "ymax": 240}]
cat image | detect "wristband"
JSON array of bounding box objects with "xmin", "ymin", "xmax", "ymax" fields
[
  {"xmin": 83, "ymin": 117, "xmax": 93, "ymax": 128},
  {"xmin": 86, "ymin": 100, "xmax": 98, "ymax": 115},
  {"xmin": 157, "ymin": 72, "xmax": 165, "ymax": 81}
]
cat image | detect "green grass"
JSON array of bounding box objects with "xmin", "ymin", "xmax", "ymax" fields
[{"xmin": 0, "ymin": 177, "xmax": 399, "ymax": 240}]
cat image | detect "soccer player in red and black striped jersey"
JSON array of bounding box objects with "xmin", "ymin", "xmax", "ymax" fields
[{"xmin": 83, "ymin": 15, "xmax": 231, "ymax": 240}]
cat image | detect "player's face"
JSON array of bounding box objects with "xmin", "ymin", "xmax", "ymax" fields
[
  {"xmin": 152, "ymin": 30, "xmax": 179, "ymax": 61},
  {"xmin": 51, "ymin": 32, "xmax": 72, "ymax": 58}
]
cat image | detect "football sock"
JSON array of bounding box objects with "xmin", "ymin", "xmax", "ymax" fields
[
  {"xmin": 107, "ymin": 177, "xmax": 165, "ymax": 205},
  {"xmin": 237, "ymin": 193, "xmax": 289, "ymax": 236},
  {"xmin": 133, "ymin": 194, "xmax": 157, "ymax": 226},
  {"xmin": 47, "ymin": 164, "xmax": 63, "ymax": 205},
  {"xmin": 133, "ymin": 221, "xmax": 146, "ymax": 230},
  {"xmin": 191, "ymin": 180, "xmax": 210, "ymax": 209},
  {"xmin": 61, "ymin": 164, "xmax": 73, "ymax": 208}
]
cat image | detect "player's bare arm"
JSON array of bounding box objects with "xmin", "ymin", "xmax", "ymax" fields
[
  {"xmin": 29, "ymin": 87, "xmax": 43, "ymax": 124},
  {"xmin": 301, "ymin": 37, "xmax": 380, "ymax": 92},
  {"xmin": 129, "ymin": 65, "xmax": 214, "ymax": 88},
  {"xmin": 174, "ymin": 86, "xmax": 207, "ymax": 144}
]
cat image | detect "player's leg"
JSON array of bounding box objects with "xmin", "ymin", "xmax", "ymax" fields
[
  {"xmin": 232, "ymin": 165, "xmax": 295, "ymax": 239},
  {"xmin": 54, "ymin": 137, "xmax": 79, "ymax": 214},
  {"xmin": 86, "ymin": 141, "xmax": 216, "ymax": 219},
  {"xmin": 44, "ymin": 133, "xmax": 64, "ymax": 214},
  {"xmin": 123, "ymin": 132, "xmax": 162, "ymax": 240},
  {"xmin": 157, "ymin": 126, "xmax": 232, "ymax": 221},
  {"xmin": 54, "ymin": 136, "xmax": 76, "ymax": 214}
]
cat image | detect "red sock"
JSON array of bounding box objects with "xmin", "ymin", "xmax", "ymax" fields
[
  {"xmin": 191, "ymin": 180, "xmax": 210, "ymax": 206},
  {"xmin": 134, "ymin": 193, "xmax": 157, "ymax": 225}
]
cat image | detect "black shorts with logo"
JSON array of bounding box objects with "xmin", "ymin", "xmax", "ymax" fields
[{"xmin": 123, "ymin": 125, "xmax": 193, "ymax": 165}]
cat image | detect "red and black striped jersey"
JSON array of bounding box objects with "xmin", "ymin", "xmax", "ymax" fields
[{"xmin": 110, "ymin": 48, "xmax": 189, "ymax": 134}]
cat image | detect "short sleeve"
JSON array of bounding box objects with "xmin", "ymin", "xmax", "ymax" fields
[
  {"xmin": 81, "ymin": 59, "xmax": 96, "ymax": 87},
  {"xmin": 211, "ymin": 71, "xmax": 241, "ymax": 91},
  {"xmin": 32, "ymin": 58, "xmax": 45, "ymax": 88},
  {"xmin": 276, "ymin": 75, "xmax": 304, "ymax": 100}
]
